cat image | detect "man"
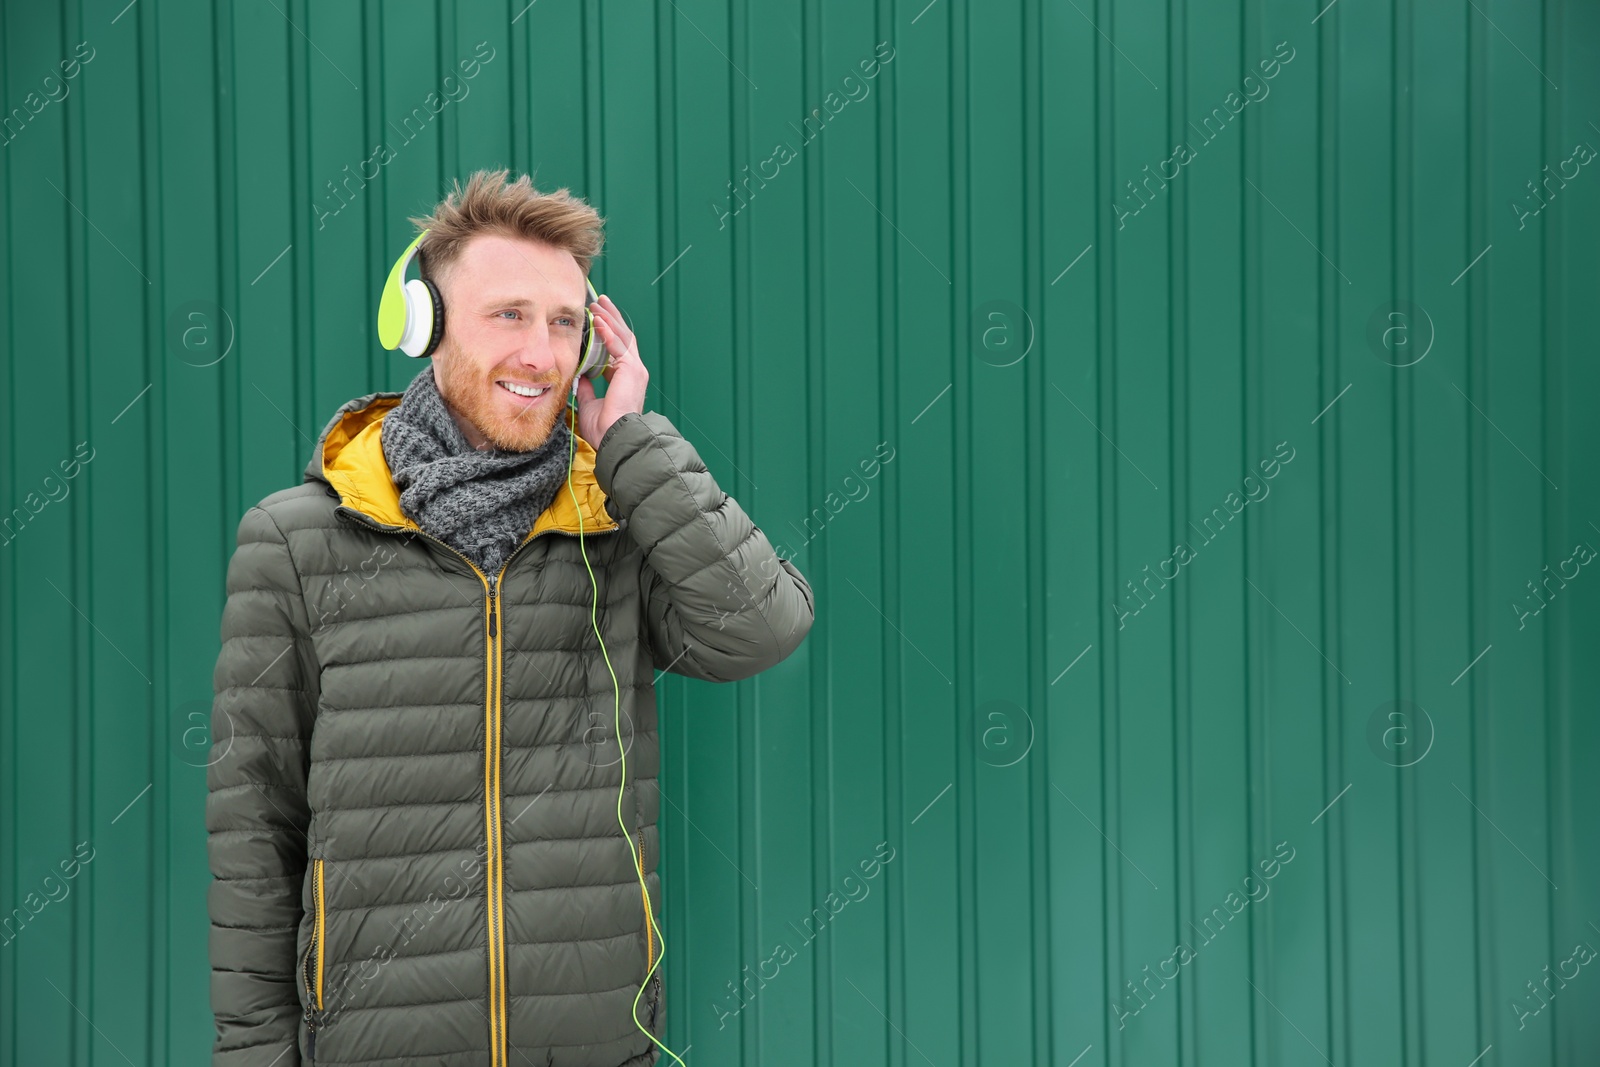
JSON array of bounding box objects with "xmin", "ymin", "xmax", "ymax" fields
[{"xmin": 207, "ymin": 169, "xmax": 815, "ymax": 1066}]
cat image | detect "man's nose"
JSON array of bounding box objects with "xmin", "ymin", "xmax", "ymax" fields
[{"xmin": 516, "ymin": 325, "xmax": 557, "ymax": 374}]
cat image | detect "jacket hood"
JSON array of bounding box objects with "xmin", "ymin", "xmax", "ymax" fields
[{"xmin": 303, "ymin": 390, "xmax": 619, "ymax": 538}]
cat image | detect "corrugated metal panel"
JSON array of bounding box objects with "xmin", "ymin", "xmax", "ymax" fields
[{"xmin": 2, "ymin": 1, "xmax": 1597, "ymax": 1065}]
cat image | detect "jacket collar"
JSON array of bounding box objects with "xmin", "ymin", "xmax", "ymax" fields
[{"xmin": 303, "ymin": 390, "xmax": 619, "ymax": 538}]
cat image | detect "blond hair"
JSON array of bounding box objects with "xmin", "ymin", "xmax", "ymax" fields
[{"xmin": 407, "ymin": 168, "xmax": 605, "ymax": 289}]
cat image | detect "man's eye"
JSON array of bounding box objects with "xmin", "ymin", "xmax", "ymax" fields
[
  {"xmin": 555, "ymin": 316, "xmax": 577, "ymax": 328},
  {"xmin": 496, "ymin": 310, "xmax": 519, "ymax": 320}
]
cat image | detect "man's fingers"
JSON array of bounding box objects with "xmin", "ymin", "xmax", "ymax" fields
[
  {"xmin": 595, "ymin": 316, "xmax": 627, "ymax": 362},
  {"xmin": 597, "ymin": 316, "xmax": 636, "ymax": 363}
]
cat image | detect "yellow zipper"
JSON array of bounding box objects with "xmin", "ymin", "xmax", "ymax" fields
[
  {"xmin": 314, "ymin": 858, "xmax": 326, "ymax": 1009},
  {"xmin": 485, "ymin": 568, "xmax": 505, "ymax": 1067},
  {"xmin": 636, "ymin": 831, "xmax": 653, "ymax": 971},
  {"xmin": 302, "ymin": 857, "xmax": 326, "ymax": 1057}
]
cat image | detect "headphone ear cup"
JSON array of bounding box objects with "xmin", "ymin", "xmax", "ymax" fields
[
  {"xmin": 419, "ymin": 277, "xmax": 445, "ymax": 358},
  {"xmin": 577, "ymin": 309, "xmax": 599, "ymax": 378},
  {"xmin": 577, "ymin": 279, "xmax": 608, "ymax": 379},
  {"xmin": 397, "ymin": 278, "xmax": 438, "ymax": 358}
]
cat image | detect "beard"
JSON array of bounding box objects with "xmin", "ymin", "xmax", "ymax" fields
[{"xmin": 432, "ymin": 338, "xmax": 575, "ymax": 452}]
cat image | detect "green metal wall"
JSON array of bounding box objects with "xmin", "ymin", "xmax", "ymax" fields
[{"xmin": 3, "ymin": 0, "xmax": 1599, "ymax": 1064}]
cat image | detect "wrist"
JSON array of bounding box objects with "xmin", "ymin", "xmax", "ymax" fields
[{"xmin": 596, "ymin": 412, "xmax": 639, "ymax": 456}]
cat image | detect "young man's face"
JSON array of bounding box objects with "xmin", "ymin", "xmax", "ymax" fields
[{"xmin": 431, "ymin": 233, "xmax": 589, "ymax": 452}]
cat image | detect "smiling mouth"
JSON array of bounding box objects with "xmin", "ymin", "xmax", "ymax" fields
[{"xmin": 497, "ymin": 380, "xmax": 551, "ymax": 400}]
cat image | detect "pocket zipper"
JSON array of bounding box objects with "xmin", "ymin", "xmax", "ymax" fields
[
  {"xmin": 302, "ymin": 858, "xmax": 326, "ymax": 1055},
  {"xmin": 635, "ymin": 831, "xmax": 653, "ymax": 971},
  {"xmin": 636, "ymin": 831, "xmax": 663, "ymax": 1030},
  {"xmin": 301, "ymin": 938, "xmax": 317, "ymax": 1060}
]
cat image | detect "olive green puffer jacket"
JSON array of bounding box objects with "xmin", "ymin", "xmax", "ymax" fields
[{"xmin": 207, "ymin": 392, "xmax": 815, "ymax": 1067}]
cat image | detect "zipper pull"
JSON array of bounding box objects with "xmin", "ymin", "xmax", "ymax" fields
[{"xmin": 487, "ymin": 577, "xmax": 498, "ymax": 638}]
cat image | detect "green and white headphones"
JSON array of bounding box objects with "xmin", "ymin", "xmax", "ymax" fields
[{"xmin": 376, "ymin": 227, "xmax": 609, "ymax": 380}]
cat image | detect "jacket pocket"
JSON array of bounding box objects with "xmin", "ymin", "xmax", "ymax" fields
[
  {"xmin": 302, "ymin": 858, "xmax": 327, "ymax": 1041},
  {"xmin": 313, "ymin": 858, "xmax": 327, "ymax": 1007},
  {"xmin": 634, "ymin": 829, "xmax": 664, "ymax": 1035},
  {"xmin": 634, "ymin": 830, "xmax": 654, "ymax": 973}
]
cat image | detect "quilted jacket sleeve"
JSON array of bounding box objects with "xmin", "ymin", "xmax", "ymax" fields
[
  {"xmin": 207, "ymin": 506, "xmax": 318, "ymax": 1066},
  {"xmin": 593, "ymin": 410, "xmax": 815, "ymax": 683}
]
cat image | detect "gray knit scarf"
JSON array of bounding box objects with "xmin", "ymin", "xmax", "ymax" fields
[{"xmin": 380, "ymin": 366, "xmax": 574, "ymax": 576}]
